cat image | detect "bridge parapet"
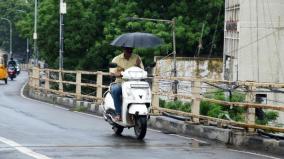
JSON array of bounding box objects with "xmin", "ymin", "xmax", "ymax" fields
[{"xmin": 28, "ymin": 67, "xmax": 284, "ymax": 133}]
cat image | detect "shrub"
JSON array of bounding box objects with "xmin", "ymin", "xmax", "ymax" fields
[
  {"xmin": 200, "ymin": 90, "xmax": 246, "ymax": 121},
  {"xmin": 160, "ymin": 99, "xmax": 191, "ymax": 112},
  {"xmin": 72, "ymin": 106, "xmax": 88, "ymax": 112},
  {"xmin": 256, "ymin": 111, "xmax": 279, "ymax": 125},
  {"xmin": 160, "ymin": 90, "xmax": 279, "ymax": 125}
]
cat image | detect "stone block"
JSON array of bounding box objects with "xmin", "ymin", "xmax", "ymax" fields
[{"xmin": 90, "ymin": 104, "xmax": 96, "ymax": 112}]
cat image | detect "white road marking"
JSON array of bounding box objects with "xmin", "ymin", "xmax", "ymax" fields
[
  {"xmin": 169, "ymin": 134, "xmax": 208, "ymax": 144},
  {"xmin": 20, "ymin": 82, "xmax": 69, "ymax": 111},
  {"xmin": 148, "ymin": 128, "xmax": 161, "ymax": 133},
  {"xmin": 0, "ymin": 136, "xmax": 52, "ymax": 159},
  {"xmin": 228, "ymin": 149, "xmax": 281, "ymax": 159},
  {"xmin": 73, "ymin": 111, "xmax": 103, "ymax": 119},
  {"xmin": 148, "ymin": 128, "xmax": 208, "ymax": 144}
]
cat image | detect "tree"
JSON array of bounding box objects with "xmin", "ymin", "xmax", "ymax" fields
[
  {"xmin": 14, "ymin": 0, "xmax": 224, "ymax": 70},
  {"xmin": 0, "ymin": 0, "xmax": 29, "ymax": 57}
]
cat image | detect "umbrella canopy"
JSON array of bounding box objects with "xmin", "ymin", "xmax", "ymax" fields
[{"xmin": 110, "ymin": 32, "xmax": 164, "ymax": 48}]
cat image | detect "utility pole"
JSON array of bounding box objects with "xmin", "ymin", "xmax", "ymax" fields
[
  {"xmin": 59, "ymin": 0, "xmax": 67, "ymax": 93},
  {"xmin": 171, "ymin": 18, "xmax": 178, "ymax": 96},
  {"xmin": 34, "ymin": 0, "xmax": 38, "ymax": 66},
  {"xmin": 59, "ymin": 0, "xmax": 66, "ymax": 70}
]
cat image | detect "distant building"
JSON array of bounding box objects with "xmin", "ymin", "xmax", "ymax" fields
[
  {"xmin": 224, "ymin": 0, "xmax": 284, "ymax": 121},
  {"xmin": 224, "ymin": 0, "xmax": 284, "ymax": 82}
]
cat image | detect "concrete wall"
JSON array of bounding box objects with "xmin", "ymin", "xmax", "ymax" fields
[
  {"xmin": 224, "ymin": 0, "xmax": 284, "ymax": 83},
  {"xmin": 238, "ymin": 0, "xmax": 284, "ymax": 83},
  {"xmin": 154, "ymin": 56, "xmax": 223, "ymax": 99}
]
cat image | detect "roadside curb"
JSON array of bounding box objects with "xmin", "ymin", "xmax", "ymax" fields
[{"xmin": 25, "ymin": 87, "xmax": 284, "ymax": 156}]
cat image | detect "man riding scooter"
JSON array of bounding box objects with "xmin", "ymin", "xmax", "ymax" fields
[
  {"xmin": 110, "ymin": 47, "xmax": 144, "ymax": 121},
  {"xmin": 7, "ymin": 58, "xmax": 17, "ymax": 80},
  {"xmin": 8, "ymin": 57, "xmax": 16, "ymax": 67}
]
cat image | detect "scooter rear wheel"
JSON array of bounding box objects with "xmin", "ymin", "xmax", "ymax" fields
[
  {"xmin": 134, "ymin": 116, "xmax": 147, "ymax": 140},
  {"xmin": 113, "ymin": 124, "xmax": 124, "ymax": 135}
]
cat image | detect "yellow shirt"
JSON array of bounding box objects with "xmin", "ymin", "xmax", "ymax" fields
[{"xmin": 110, "ymin": 53, "xmax": 144, "ymax": 83}]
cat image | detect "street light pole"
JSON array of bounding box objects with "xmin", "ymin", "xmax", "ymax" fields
[
  {"xmin": 26, "ymin": 38, "xmax": 29, "ymax": 63},
  {"xmin": 1, "ymin": 18, "xmax": 12, "ymax": 57},
  {"xmin": 126, "ymin": 17, "xmax": 177, "ymax": 77},
  {"xmin": 16, "ymin": 9, "xmax": 30, "ymax": 64},
  {"xmin": 127, "ymin": 17, "xmax": 178, "ymax": 94}
]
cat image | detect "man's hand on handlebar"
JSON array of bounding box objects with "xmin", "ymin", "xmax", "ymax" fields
[
  {"xmin": 111, "ymin": 72, "xmax": 122, "ymax": 77},
  {"xmin": 136, "ymin": 58, "xmax": 141, "ymax": 68}
]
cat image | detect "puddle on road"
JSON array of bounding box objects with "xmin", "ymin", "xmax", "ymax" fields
[{"xmin": 188, "ymin": 139, "xmax": 210, "ymax": 148}]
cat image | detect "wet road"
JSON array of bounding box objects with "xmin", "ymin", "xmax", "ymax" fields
[{"xmin": 0, "ymin": 72, "xmax": 281, "ymax": 159}]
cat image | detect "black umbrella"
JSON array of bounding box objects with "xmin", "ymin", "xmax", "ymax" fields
[{"xmin": 110, "ymin": 32, "xmax": 164, "ymax": 48}]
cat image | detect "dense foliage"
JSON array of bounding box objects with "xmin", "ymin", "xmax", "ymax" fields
[
  {"xmin": 0, "ymin": 0, "xmax": 30, "ymax": 55},
  {"xmin": 0, "ymin": 0, "xmax": 224, "ymax": 70}
]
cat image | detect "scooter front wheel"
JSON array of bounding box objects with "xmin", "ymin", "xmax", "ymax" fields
[
  {"xmin": 113, "ymin": 124, "xmax": 124, "ymax": 135},
  {"xmin": 134, "ymin": 116, "xmax": 147, "ymax": 140}
]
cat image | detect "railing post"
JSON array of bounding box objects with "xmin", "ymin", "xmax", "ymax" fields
[
  {"xmin": 76, "ymin": 71, "xmax": 82, "ymax": 100},
  {"xmin": 192, "ymin": 79, "xmax": 201, "ymax": 123},
  {"xmin": 96, "ymin": 71, "xmax": 103, "ymax": 103},
  {"xmin": 44, "ymin": 69, "xmax": 50, "ymax": 92},
  {"xmin": 245, "ymin": 84, "xmax": 256, "ymax": 132},
  {"xmin": 151, "ymin": 77, "xmax": 160, "ymax": 114},
  {"xmin": 59, "ymin": 69, "xmax": 63, "ymax": 94},
  {"xmin": 33, "ymin": 67, "xmax": 40, "ymax": 89},
  {"xmin": 29, "ymin": 67, "xmax": 33, "ymax": 87}
]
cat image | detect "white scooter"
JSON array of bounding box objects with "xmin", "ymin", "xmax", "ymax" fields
[{"xmin": 103, "ymin": 63, "xmax": 153, "ymax": 140}]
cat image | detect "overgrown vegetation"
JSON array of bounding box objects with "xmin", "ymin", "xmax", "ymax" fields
[
  {"xmin": 160, "ymin": 99, "xmax": 191, "ymax": 112},
  {"xmin": 201, "ymin": 90, "xmax": 246, "ymax": 122},
  {"xmin": 71, "ymin": 106, "xmax": 88, "ymax": 112},
  {"xmin": 160, "ymin": 90, "xmax": 279, "ymax": 125},
  {"xmin": 256, "ymin": 111, "xmax": 279, "ymax": 125}
]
